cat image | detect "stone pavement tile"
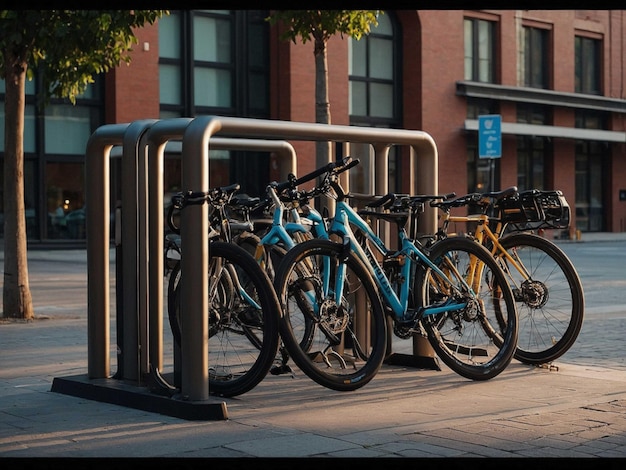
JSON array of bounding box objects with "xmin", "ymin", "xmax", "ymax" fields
[
  {"xmin": 605, "ymin": 419, "xmax": 626, "ymax": 433},
  {"xmin": 539, "ymin": 421, "xmax": 600, "ymax": 436},
  {"xmin": 574, "ymin": 405, "xmax": 626, "ymax": 420},
  {"xmin": 337, "ymin": 429, "xmax": 417, "ymax": 447},
  {"xmin": 581, "ymin": 430, "xmax": 626, "ymax": 446},
  {"xmin": 368, "ymin": 439, "xmax": 467, "ymax": 458},
  {"xmin": 161, "ymin": 447, "xmax": 250, "ymax": 458},
  {"xmin": 595, "ymin": 447, "xmax": 626, "ymax": 457},
  {"xmin": 458, "ymin": 420, "xmax": 545, "ymax": 443},
  {"xmin": 548, "ymin": 432, "xmax": 602, "ymax": 447},
  {"xmin": 503, "ymin": 411, "xmax": 605, "ymax": 438},
  {"xmin": 514, "ymin": 446, "xmax": 603, "ymax": 458},
  {"xmin": 421, "ymin": 426, "xmax": 536, "ymax": 453},
  {"xmin": 529, "ymin": 436, "xmax": 589, "ymax": 450},
  {"xmin": 223, "ymin": 432, "xmax": 361, "ymax": 458},
  {"xmin": 324, "ymin": 447, "xmax": 390, "ymax": 458},
  {"xmin": 603, "ymin": 434, "xmax": 626, "ymax": 445},
  {"xmin": 580, "ymin": 409, "xmax": 626, "ymax": 431},
  {"xmin": 571, "ymin": 443, "xmax": 622, "ymax": 457},
  {"xmin": 394, "ymin": 448, "xmax": 462, "ymax": 458},
  {"xmin": 506, "ymin": 410, "xmax": 580, "ymax": 426},
  {"xmin": 573, "ymin": 426, "xmax": 621, "ymax": 441},
  {"xmin": 520, "ymin": 446, "xmax": 623, "ymax": 458},
  {"xmin": 403, "ymin": 433, "xmax": 517, "ymax": 457},
  {"xmin": 569, "ymin": 412, "xmax": 626, "ymax": 430},
  {"xmin": 0, "ymin": 418, "xmax": 26, "ymax": 437},
  {"xmin": 1, "ymin": 415, "xmax": 283, "ymax": 458}
]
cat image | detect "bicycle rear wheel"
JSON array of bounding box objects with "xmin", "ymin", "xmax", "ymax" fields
[
  {"xmin": 168, "ymin": 241, "xmax": 281, "ymax": 397},
  {"xmin": 234, "ymin": 232, "xmax": 316, "ymax": 353},
  {"xmin": 419, "ymin": 236, "xmax": 518, "ymax": 381},
  {"xmin": 273, "ymin": 238, "xmax": 387, "ymax": 391},
  {"xmin": 495, "ymin": 232, "xmax": 584, "ymax": 364}
]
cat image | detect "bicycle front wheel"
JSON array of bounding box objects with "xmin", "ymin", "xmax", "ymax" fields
[
  {"xmin": 419, "ymin": 236, "xmax": 518, "ymax": 381},
  {"xmin": 273, "ymin": 238, "xmax": 387, "ymax": 391},
  {"xmin": 495, "ymin": 232, "xmax": 584, "ymax": 365},
  {"xmin": 168, "ymin": 241, "xmax": 281, "ymax": 397}
]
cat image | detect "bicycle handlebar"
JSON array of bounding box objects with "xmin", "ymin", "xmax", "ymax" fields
[
  {"xmin": 433, "ymin": 186, "xmax": 518, "ymax": 210},
  {"xmin": 171, "ymin": 183, "xmax": 241, "ymax": 209},
  {"xmin": 366, "ymin": 192, "xmax": 396, "ymax": 208},
  {"xmin": 272, "ymin": 156, "xmax": 359, "ymax": 194},
  {"xmin": 337, "ymin": 157, "xmax": 360, "ymax": 175}
]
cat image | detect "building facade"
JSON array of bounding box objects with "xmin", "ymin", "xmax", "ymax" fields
[{"xmin": 1, "ymin": 9, "xmax": 625, "ymax": 245}]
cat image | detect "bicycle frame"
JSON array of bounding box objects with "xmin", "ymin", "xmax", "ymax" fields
[
  {"xmin": 442, "ymin": 212, "xmax": 533, "ymax": 281},
  {"xmin": 254, "ymin": 186, "xmax": 328, "ymax": 280},
  {"xmin": 328, "ymin": 200, "xmax": 473, "ymax": 322},
  {"xmin": 253, "ymin": 184, "xmax": 328, "ymax": 270},
  {"xmin": 273, "ymin": 160, "xmax": 521, "ymax": 385},
  {"xmin": 165, "ymin": 189, "xmax": 262, "ymax": 311}
]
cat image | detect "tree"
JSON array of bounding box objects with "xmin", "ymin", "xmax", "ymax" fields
[
  {"xmin": 0, "ymin": 10, "xmax": 166, "ymax": 319},
  {"xmin": 267, "ymin": 10, "xmax": 380, "ymax": 169}
]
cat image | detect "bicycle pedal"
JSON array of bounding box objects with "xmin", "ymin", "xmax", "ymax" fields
[
  {"xmin": 238, "ymin": 310, "xmax": 264, "ymax": 327},
  {"xmin": 270, "ymin": 364, "xmax": 294, "ymax": 376}
]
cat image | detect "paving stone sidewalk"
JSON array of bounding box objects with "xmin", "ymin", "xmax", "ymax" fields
[{"xmin": 2, "ymin": 237, "xmax": 626, "ymax": 459}]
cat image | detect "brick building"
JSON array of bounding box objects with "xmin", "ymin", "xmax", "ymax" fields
[{"xmin": 1, "ymin": 9, "xmax": 625, "ymax": 243}]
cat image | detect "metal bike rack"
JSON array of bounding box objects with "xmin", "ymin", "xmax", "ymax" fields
[
  {"xmin": 172, "ymin": 116, "xmax": 441, "ymax": 378},
  {"xmin": 144, "ymin": 126, "xmax": 298, "ymax": 396},
  {"xmin": 52, "ymin": 115, "xmax": 440, "ymax": 420},
  {"xmin": 52, "ymin": 118, "xmax": 298, "ymax": 420},
  {"xmin": 154, "ymin": 137, "xmax": 298, "ymax": 391}
]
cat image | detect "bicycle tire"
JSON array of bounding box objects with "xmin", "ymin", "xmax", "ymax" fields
[
  {"xmin": 494, "ymin": 232, "xmax": 584, "ymax": 364},
  {"xmin": 235, "ymin": 230, "xmax": 287, "ymax": 284},
  {"xmin": 273, "ymin": 238, "xmax": 387, "ymax": 391},
  {"xmin": 167, "ymin": 259, "xmax": 236, "ymax": 346},
  {"xmin": 418, "ymin": 236, "xmax": 518, "ymax": 381},
  {"xmin": 167, "ymin": 241, "xmax": 281, "ymax": 397}
]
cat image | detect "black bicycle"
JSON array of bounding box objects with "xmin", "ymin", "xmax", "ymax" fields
[{"xmin": 165, "ymin": 185, "xmax": 281, "ymax": 397}]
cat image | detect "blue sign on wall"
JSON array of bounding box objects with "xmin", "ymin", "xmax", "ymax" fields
[{"xmin": 478, "ymin": 115, "xmax": 502, "ymax": 159}]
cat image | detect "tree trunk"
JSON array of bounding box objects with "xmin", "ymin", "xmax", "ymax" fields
[
  {"xmin": 2, "ymin": 49, "xmax": 34, "ymax": 320},
  {"xmin": 314, "ymin": 36, "xmax": 332, "ymax": 172}
]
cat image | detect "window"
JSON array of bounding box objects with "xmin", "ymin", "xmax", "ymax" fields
[
  {"xmin": 349, "ymin": 12, "xmax": 397, "ymax": 122},
  {"xmin": 349, "ymin": 12, "xmax": 401, "ymax": 193},
  {"xmin": 159, "ymin": 10, "xmax": 269, "ymax": 118},
  {"xmin": 517, "ymin": 138, "xmax": 547, "ymax": 191},
  {"xmin": 464, "ymin": 17, "xmax": 496, "ymax": 83},
  {"xmin": 575, "ymin": 109, "xmax": 607, "ymax": 130},
  {"xmin": 1, "ymin": 77, "xmax": 101, "ymax": 157},
  {"xmin": 575, "ymin": 35, "xmax": 602, "ymax": 94},
  {"xmin": 159, "ymin": 10, "xmax": 270, "ymax": 197},
  {"xmin": 46, "ymin": 162, "xmax": 86, "ymax": 239},
  {"xmin": 520, "ymin": 26, "xmax": 550, "ymax": 89},
  {"xmin": 575, "ymin": 110, "xmax": 608, "ymax": 232},
  {"xmin": 0, "ymin": 75, "xmax": 103, "ymax": 240},
  {"xmin": 516, "ymin": 104, "xmax": 552, "ymax": 191},
  {"xmin": 575, "ymin": 142, "xmax": 605, "ymax": 232},
  {"xmin": 0, "ymin": 79, "xmax": 36, "ymax": 153}
]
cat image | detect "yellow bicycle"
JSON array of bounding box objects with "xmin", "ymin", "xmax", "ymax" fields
[{"xmin": 430, "ymin": 187, "xmax": 584, "ymax": 365}]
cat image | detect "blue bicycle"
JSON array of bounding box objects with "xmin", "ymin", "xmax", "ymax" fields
[
  {"xmin": 233, "ymin": 161, "xmax": 356, "ymax": 375},
  {"xmin": 273, "ymin": 157, "xmax": 519, "ymax": 391}
]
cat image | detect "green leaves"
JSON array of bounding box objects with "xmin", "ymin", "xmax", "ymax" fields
[
  {"xmin": 267, "ymin": 10, "xmax": 381, "ymax": 45},
  {"xmin": 0, "ymin": 10, "xmax": 167, "ymax": 104}
]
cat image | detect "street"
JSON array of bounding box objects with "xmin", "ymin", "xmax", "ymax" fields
[
  {"xmin": 2, "ymin": 240, "xmax": 626, "ymax": 458},
  {"xmin": 555, "ymin": 240, "xmax": 626, "ymax": 371}
]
